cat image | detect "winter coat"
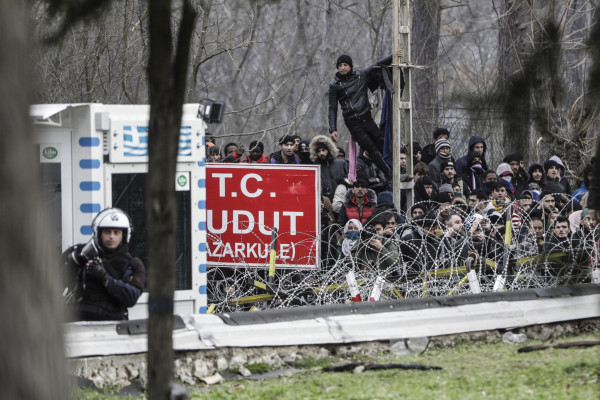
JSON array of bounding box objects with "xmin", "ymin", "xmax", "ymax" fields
[
  {"xmin": 399, "ymin": 227, "xmax": 441, "ymax": 278},
  {"xmin": 428, "ymin": 154, "xmax": 455, "ymax": 186},
  {"xmin": 337, "ymin": 188, "xmax": 378, "ymax": 226},
  {"xmin": 67, "ymin": 244, "xmax": 145, "ymax": 321},
  {"xmin": 310, "ymin": 135, "xmax": 349, "ymax": 200},
  {"xmin": 241, "ymin": 154, "xmax": 270, "ymax": 163},
  {"xmin": 356, "ymin": 155, "xmax": 388, "ymax": 193},
  {"xmin": 270, "ymin": 151, "xmax": 300, "ymax": 164},
  {"xmin": 414, "ymin": 176, "xmax": 438, "ymax": 204},
  {"xmin": 527, "ymin": 163, "xmax": 545, "ymax": 188},
  {"xmin": 458, "ymin": 150, "xmax": 486, "ymax": 191},
  {"xmin": 350, "ymin": 235, "xmax": 400, "ymax": 275},
  {"xmin": 328, "ymin": 54, "xmax": 393, "ymax": 131},
  {"xmin": 546, "ymin": 156, "xmax": 572, "ymax": 194},
  {"xmin": 455, "ymin": 135, "xmax": 489, "ymax": 178}
]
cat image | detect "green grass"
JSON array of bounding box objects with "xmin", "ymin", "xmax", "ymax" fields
[{"xmin": 74, "ymin": 334, "xmax": 600, "ymax": 400}]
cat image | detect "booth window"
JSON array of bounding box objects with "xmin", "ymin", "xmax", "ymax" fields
[
  {"xmin": 40, "ymin": 164, "xmax": 62, "ymax": 257},
  {"xmin": 112, "ymin": 173, "xmax": 192, "ymax": 290}
]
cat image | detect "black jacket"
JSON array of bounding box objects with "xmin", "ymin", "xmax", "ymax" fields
[
  {"xmin": 309, "ymin": 135, "xmax": 349, "ymax": 200},
  {"xmin": 356, "ymin": 155, "xmax": 388, "ymax": 193},
  {"xmin": 455, "ymin": 135, "xmax": 489, "ymax": 177},
  {"xmin": 328, "ymin": 54, "xmax": 393, "ymax": 131},
  {"xmin": 67, "ymin": 244, "xmax": 145, "ymax": 321}
]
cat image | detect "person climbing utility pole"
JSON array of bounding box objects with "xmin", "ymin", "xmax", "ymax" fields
[{"xmin": 328, "ymin": 49, "xmax": 402, "ymax": 181}]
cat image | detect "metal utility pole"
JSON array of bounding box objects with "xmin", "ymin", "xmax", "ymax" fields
[{"xmin": 393, "ymin": 0, "xmax": 414, "ymax": 210}]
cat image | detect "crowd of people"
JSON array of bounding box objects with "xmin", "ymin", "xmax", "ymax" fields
[
  {"xmin": 205, "ymin": 52, "xmax": 599, "ymax": 294},
  {"xmin": 205, "ymin": 127, "xmax": 599, "ymax": 289}
]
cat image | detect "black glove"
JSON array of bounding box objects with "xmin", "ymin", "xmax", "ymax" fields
[{"xmin": 87, "ymin": 260, "xmax": 110, "ymax": 284}]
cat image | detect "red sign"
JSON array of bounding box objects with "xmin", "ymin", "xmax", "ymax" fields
[{"xmin": 206, "ymin": 164, "xmax": 320, "ymax": 269}]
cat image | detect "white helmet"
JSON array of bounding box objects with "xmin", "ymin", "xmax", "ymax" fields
[{"xmin": 92, "ymin": 208, "xmax": 132, "ymax": 245}]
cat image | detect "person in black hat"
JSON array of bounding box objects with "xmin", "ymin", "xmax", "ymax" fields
[
  {"xmin": 328, "ymin": 50, "xmax": 402, "ymax": 181},
  {"xmin": 438, "ymin": 159, "xmax": 469, "ymax": 198}
]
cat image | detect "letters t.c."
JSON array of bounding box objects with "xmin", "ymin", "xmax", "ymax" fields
[{"xmin": 240, "ymin": 173, "xmax": 263, "ymax": 198}]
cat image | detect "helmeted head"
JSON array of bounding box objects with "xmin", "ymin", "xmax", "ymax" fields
[{"xmin": 91, "ymin": 208, "xmax": 132, "ymax": 253}]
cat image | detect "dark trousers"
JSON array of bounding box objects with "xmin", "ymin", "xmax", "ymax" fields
[{"xmin": 345, "ymin": 114, "xmax": 390, "ymax": 175}]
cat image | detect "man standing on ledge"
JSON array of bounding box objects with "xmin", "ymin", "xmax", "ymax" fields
[{"xmin": 329, "ymin": 51, "xmax": 401, "ymax": 181}]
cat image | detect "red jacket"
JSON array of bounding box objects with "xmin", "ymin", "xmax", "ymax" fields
[{"xmin": 241, "ymin": 155, "xmax": 270, "ymax": 164}]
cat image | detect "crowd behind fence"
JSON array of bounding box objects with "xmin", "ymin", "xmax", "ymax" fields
[{"xmin": 206, "ymin": 194, "xmax": 599, "ymax": 313}]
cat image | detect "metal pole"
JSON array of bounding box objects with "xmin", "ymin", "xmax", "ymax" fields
[{"xmin": 393, "ymin": 0, "xmax": 414, "ymax": 210}]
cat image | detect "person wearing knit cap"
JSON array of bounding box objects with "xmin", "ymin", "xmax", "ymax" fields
[
  {"xmin": 427, "ymin": 137, "xmax": 454, "ymax": 186},
  {"xmin": 329, "ymin": 50, "xmax": 403, "ymax": 181},
  {"xmin": 421, "ymin": 128, "xmax": 450, "ymax": 165},
  {"xmin": 439, "ymin": 159, "xmax": 470, "ymax": 198}
]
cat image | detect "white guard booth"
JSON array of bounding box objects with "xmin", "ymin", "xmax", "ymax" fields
[{"xmin": 30, "ymin": 103, "xmax": 209, "ymax": 317}]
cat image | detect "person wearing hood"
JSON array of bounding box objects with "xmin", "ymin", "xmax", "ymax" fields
[
  {"xmin": 544, "ymin": 156, "xmax": 572, "ymax": 194},
  {"xmin": 428, "ymin": 138, "xmax": 454, "ymax": 185},
  {"xmin": 412, "ymin": 141, "xmax": 423, "ymax": 165},
  {"xmin": 496, "ymin": 162, "xmax": 516, "ymax": 200},
  {"xmin": 340, "ymin": 219, "xmax": 363, "ymax": 257},
  {"xmin": 459, "ymin": 150, "xmax": 486, "ymax": 192},
  {"xmin": 414, "ymin": 176, "xmax": 438, "ymax": 204},
  {"xmin": 455, "ymin": 135, "xmax": 489, "ymax": 178},
  {"xmin": 527, "ymin": 163, "xmax": 545, "ymax": 188},
  {"xmin": 328, "ymin": 52, "xmax": 401, "ymax": 180},
  {"xmin": 503, "ymin": 153, "xmax": 529, "ymax": 195},
  {"xmin": 337, "ymin": 179, "xmax": 378, "ymax": 226},
  {"xmin": 543, "ymin": 158, "xmax": 568, "ymax": 194},
  {"xmin": 309, "ymin": 135, "xmax": 349, "ymax": 201}
]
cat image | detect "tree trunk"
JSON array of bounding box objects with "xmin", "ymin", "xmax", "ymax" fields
[
  {"xmin": 498, "ymin": 0, "xmax": 533, "ymax": 159},
  {"xmin": 0, "ymin": 1, "xmax": 67, "ymax": 399},
  {"xmin": 146, "ymin": 1, "xmax": 196, "ymax": 398},
  {"xmin": 410, "ymin": 0, "xmax": 441, "ymax": 142}
]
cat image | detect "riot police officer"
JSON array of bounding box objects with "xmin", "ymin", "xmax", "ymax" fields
[{"xmin": 65, "ymin": 208, "xmax": 145, "ymax": 321}]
